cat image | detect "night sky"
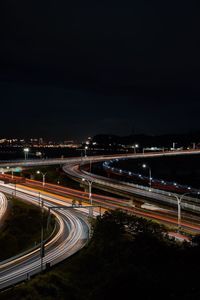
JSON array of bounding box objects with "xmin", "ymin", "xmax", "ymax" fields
[{"xmin": 0, "ymin": 1, "xmax": 200, "ymax": 140}]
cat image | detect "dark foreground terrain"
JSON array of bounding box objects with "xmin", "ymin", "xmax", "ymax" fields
[{"xmin": 1, "ymin": 210, "xmax": 200, "ymax": 300}]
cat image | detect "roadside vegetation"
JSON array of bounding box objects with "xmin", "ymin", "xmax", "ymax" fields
[
  {"xmin": 1, "ymin": 210, "xmax": 200, "ymax": 300},
  {"xmin": 0, "ymin": 197, "xmax": 55, "ymax": 261}
]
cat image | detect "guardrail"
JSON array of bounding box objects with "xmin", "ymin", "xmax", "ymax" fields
[
  {"xmin": 102, "ymin": 159, "xmax": 200, "ymax": 195},
  {"xmin": 79, "ymin": 168, "xmax": 200, "ymax": 214}
]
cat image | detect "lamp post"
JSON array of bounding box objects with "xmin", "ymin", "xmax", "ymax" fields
[
  {"xmin": 37, "ymin": 170, "xmax": 47, "ymax": 187},
  {"xmin": 23, "ymin": 148, "xmax": 29, "ymax": 160},
  {"xmin": 134, "ymin": 144, "xmax": 139, "ymax": 154},
  {"xmin": 82, "ymin": 178, "xmax": 93, "ymax": 205},
  {"xmin": 84, "ymin": 146, "xmax": 88, "ymax": 157},
  {"xmin": 142, "ymin": 164, "xmax": 152, "ymax": 188},
  {"xmin": 172, "ymin": 192, "xmax": 199, "ymax": 230}
]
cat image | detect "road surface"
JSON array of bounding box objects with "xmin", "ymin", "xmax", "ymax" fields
[
  {"xmin": 0, "ymin": 193, "xmax": 8, "ymax": 224},
  {"xmin": 0, "ymin": 183, "xmax": 90, "ymax": 290}
]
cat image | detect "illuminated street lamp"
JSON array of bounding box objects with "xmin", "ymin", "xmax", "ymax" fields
[
  {"xmin": 37, "ymin": 170, "xmax": 47, "ymax": 187},
  {"xmin": 23, "ymin": 148, "xmax": 29, "ymax": 160},
  {"xmin": 82, "ymin": 178, "xmax": 93, "ymax": 205},
  {"xmin": 133, "ymin": 144, "xmax": 139, "ymax": 154},
  {"xmin": 172, "ymin": 192, "xmax": 198, "ymax": 230},
  {"xmin": 142, "ymin": 164, "xmax": 152, "ymax": 188},
  {"xmin": 84, "ymin": 146, "xmax": 88, "ymax": 157}
]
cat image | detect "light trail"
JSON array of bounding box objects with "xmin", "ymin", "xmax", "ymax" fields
[
  {"xmin": 1, "ymin": 150, "xmax": 199, "ymax": 288},
  {"xmin": 0, "ymin": 148, "xmax": 200, "ymax": 168},
  {"xmin": 0, "ymin": 193, "xmax": 8, "ymax": 223},
  {"xmin": 63, "ymin": 161, "xmax": 200, "ymax": 215},
  {"xmin": 0, "ymin": 183, "xmax": 90, "ymax": 290}
]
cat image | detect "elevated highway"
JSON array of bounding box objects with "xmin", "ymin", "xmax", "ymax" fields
[
  {"xmin": 63, "ymin": 162, "xmax": 200, "ymax": 212},
  {"xmin": 0, "ymin": 149, "xmax": 200, "ymax": 169},
  {"xmin": 1, "ymin": 149, "xmax": 200, "ymax": 289},
  {"xmin": 62, "ymin": 150, "xmax": 200, "ymax": 221}
]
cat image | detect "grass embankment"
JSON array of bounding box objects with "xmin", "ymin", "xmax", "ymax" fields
[
  {"xmin": 0, "ymin": 197, "xmax": 55, "ymax": 261},
  {"xmin": 1, "ymin": 210, "xmax": 200, "ymax": 300}
]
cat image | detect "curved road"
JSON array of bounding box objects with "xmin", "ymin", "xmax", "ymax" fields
[
  {"xmin": 0, "ymin": 193, "xmax": 8, "ymax": 224},
  {"xmin": 63, "ymin": 162, "xmax": 200, "ymax": 208},
  {"xmin": 0, "ymin": 183, "xmax": 90, "ymax": 290},
  {"xmin": 0, "ymin": 149, "xmax": 200, "ymax": 169},
  {"xmin": 1, "ymin": 150, "xmax": 199, "ymax": 288}
]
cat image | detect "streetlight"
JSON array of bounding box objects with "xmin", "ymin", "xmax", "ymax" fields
[
  {"xmin": 84, "ymin": 146, "xmax": 88, "ymax": 157},
  {"xmin": 37, "ymin": 170, "xmax": 47, "ymax": 187},
  {"xmin": 172, "ymin": 192, "xmax": 199, "ymax": 231},
  {"xmin": 133, "ymin": 144, "xmax": 139, "ymax": 154},
  {"xmin": 142, "ymin": 164, "xmax": 152, "ymax": 188},
  {"xmin": 23, "ymin": 148, "xmax": 29, "ymax": 160},
  {"xmin": 82, "ymin": 178, "xmax": 93, "ymax": 205}
]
